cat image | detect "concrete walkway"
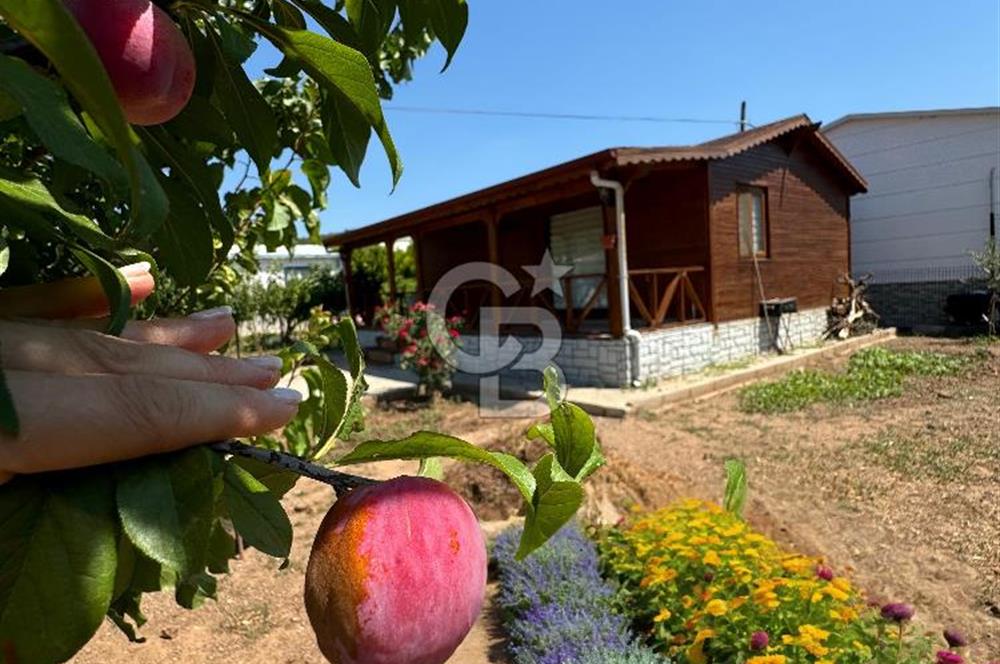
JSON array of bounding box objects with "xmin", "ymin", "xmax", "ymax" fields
[{"xmin": 283, "ymin": 330, "xmax": 897, "ymax": 418}]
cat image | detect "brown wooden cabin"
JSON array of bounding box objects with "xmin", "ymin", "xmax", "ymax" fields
[{"xmin": 325, "ymin": 115, "xmax": 867, "ymax": 341}]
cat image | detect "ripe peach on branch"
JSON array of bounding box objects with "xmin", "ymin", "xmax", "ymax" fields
[
  {"xmin": 304, "ymin": 476, "xmax": 487, "ymax": 664},
  {"xmin": 64, "ymin": 0, "xmax": 195, "ymax": 125}
]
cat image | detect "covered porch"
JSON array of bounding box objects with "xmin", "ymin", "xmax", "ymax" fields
[{"xmin": 330, "ymin": 157, "xmax": 714, "ymax": 341}]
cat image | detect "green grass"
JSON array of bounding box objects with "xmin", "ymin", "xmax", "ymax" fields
[{"xmin": 738, "ymin": 347, "xmax": 971, "ymax": 414}]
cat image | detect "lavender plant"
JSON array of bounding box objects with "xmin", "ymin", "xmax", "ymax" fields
[{"xmin": 493, "ymin": 524, "xmax": 668, "ymax": 664}]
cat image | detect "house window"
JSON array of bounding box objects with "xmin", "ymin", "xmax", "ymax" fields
[
  {"xmin": 737, "ymin": 187, "xmax": 768, "ymax": 258},
  {"xmin": 549, "ymin": 206, "xmax": 607, "ymax": 310}
]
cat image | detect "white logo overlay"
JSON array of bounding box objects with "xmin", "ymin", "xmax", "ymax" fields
[{"xmin": 425, "ymin": 251, "xmax": 572, "ymax": 416}]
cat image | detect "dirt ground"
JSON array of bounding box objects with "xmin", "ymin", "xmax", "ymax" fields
[{"xmin": 74, "ymin": 336, "xmax": 999, "ymax": 663}]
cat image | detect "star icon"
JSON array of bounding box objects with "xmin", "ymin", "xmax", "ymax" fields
[{"xmin": 522, "ymin": 249, "xmax": 573, "ymax": 297}]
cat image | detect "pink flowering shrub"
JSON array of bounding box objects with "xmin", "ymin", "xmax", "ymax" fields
[{"xmin": 376, "ymin": 301, "xmax": 464, "ymax": 392}]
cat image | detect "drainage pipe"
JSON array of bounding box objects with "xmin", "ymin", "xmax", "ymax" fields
[
  {"xmin": 590, "ymin": 171, "xmax": 642, "ymax": 387},
  {"xmin": 990, "ymin": 166, "xmax": 996, "ymax": 240}
]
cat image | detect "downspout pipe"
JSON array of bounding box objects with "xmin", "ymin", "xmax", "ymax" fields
[
  {"xmin": 990, "ymin": 166, "xmax": 996, "ymax": 241},
  {"xmin": 590, "ymin": 170, "xmax": 642, "ymax": 387}
]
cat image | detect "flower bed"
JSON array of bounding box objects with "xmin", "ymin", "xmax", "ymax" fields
[
  {"xmin": 598, "ymin": 499, "xmax": 936, "ymax": 663},
  {"xmin": 493, "ymin": 523, "xmax": 667, "ymax": 664}
]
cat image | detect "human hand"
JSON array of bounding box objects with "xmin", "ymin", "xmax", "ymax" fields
[{"xmin": 0, "ymin": 263, "xmax": 302, "ymax": 483}]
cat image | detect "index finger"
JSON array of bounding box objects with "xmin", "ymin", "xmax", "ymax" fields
[{"xmin": 0, "ymin": 262, "xmax": 154, "ymax": 319}]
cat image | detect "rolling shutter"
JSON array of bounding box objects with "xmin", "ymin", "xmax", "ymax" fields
[{"xmin": 549, "ymin": 206, "xmax": 607, "ymax": 309}]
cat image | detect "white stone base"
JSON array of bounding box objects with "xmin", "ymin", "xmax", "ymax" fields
[{"xmin": 451, "ymin": 307, "xmax": 829, "ymax": 389}]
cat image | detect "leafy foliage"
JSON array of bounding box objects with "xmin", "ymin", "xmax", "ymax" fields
[
  {"xmin": 971, "ymin": 237, "xmax": 1000, "ymax": 335},
  {"xmin": 739, "ymin": 347, "xmax": 970, "ymax": 414},
  {"xmin": 599, "ymin": 499, "xmax": 933, "ymax": 663},
  {"xmin": 722, "ymin": 458, "xmax": 747, "ymax": 519}
]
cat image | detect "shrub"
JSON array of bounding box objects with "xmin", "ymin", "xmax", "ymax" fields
[
  {"xmin": 599, "ymin": 500, "xmax": 932, "ymax": 663},
  {"xmin": 494, "ymin": 524, "xmax": 668, "ymax": 664},
  {"xmin": 376, "ymin": 301, "xmax": 464, "ymax": 392},
  {"xmin": 739, "ymin": 347, "xmax": 968, "ymax": 413}
]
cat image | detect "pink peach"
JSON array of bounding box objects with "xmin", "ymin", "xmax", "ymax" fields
[
  {"xmin": 64, "ymin": 0, "xmax": 195, "ymax": 125},
  {"xmin": 304, "ymin": 476, "xmax": 487, "ymax": 664}
]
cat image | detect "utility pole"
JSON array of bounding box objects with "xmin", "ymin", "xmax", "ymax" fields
[{"xmin": 739, "ymin": 100, "xmax": 747, "ymax": 132}]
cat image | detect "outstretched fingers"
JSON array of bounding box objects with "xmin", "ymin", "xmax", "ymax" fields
[{"xmin": 0, "ymin": 371, "xmax": 303, "ymax": 475}]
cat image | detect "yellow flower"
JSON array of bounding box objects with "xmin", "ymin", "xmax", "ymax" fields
[
  {"xmin": 799, "ymin": 624, "xmax": 830, "ymax": 642},
  {"xmin": 693, "ymin": 628, "xmax": 715, "ymax": 644},
  {"xmin": 703, "ymin": 550, "xmax": 721, "ymax": 566},
  {"xmin": 681, "ymin": 595, "xmax": 695, "ymax": 609},
  {"xmin": 831, "ymin": 576, "xmax": 852, "ymax": 593},
  {"xmin": 747, "ymin": 657, "xmax": 786, "ymax": 664},
  {"xmin": 653, "ymin": 607, "xmax": 672, "ymax": 623},
  {"xmin": 705, "ymin": 599, "xmax": 728, "ymax": 617}
]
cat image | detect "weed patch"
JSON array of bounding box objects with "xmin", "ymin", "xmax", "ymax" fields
[{"xmin": 739, "ymin": 348, "xmax": 970, "ymax": 414}]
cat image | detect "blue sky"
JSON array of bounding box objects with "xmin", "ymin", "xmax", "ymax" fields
[{"xmin": 239, "ymin": 0, "xmax": 1000, "ymax": 236}]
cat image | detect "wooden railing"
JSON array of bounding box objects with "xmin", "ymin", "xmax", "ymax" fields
[
  {"xmin": 561, "ymin": 272, "xmax": 608, "ymax": 333},
  {"xmin": 628, "ymin": 266, "xmax": 707, "ymax": 328}
]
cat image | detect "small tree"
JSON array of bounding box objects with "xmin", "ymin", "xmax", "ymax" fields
[{"xmin": 972, "ymin": 238, "xmax": 1000, "ymax": 336}]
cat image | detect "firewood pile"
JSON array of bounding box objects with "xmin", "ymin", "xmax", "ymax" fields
[{"xmin": 826, "ymin": 273, "xmax": 880, "ymax": 339}]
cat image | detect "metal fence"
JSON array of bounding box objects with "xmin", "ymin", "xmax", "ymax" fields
[{"xmin": 862, "ymin": 265, "xmax": 992, "ymax": 329}]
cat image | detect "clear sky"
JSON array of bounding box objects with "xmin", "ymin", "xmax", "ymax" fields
[{"xmin": 239, "ymin": 0, "xmax": 1000, "ymax": 237}]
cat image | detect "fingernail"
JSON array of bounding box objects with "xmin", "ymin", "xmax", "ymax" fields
[
  {"xmin": 119, "ymin": 261, "xmax": 151, "ymax": 277},
  {"xmin": 245, "ymin": 355, "xmax": 283, "ymax": 372},
  {"xmin": 188, "ymin": 305, "xmax": 233, "ymax": 320},
  {"xmin": 268, "ymin": 387, "xmax": 303, "ymax": 405}
]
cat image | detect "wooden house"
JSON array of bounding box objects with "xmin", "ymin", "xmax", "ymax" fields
[{"xmin": 325, "ymin": 114, "xmax": 867, "ymax": 387}]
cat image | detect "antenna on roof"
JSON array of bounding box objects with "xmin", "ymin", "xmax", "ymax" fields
[{"xmin": 739, "ymin": 101, "xmax": 747, "ymax": 133}]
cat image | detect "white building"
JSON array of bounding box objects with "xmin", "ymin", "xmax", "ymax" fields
[
  {"xmin": 824, "ymin": 107, "xmax": 1000, "ymax": 326},
  {"xmin": 229, "ymin": 243, "xmax": 342, "ymax": 283}
]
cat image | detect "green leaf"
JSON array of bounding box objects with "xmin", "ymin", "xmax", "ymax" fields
[
  {"xmin": 292, "ymin": 0, "xmax": 363, "ymax": 51},
  {"xmin": 312, "ymin": 355, "xmax": 349, "ymax": 456},
  {"xmin": 0, "ymin": 236, "xmax": 7, "ymax": 278},
  {"xmin": 107, "ymin": 590, "xmax": 147, "ymax": 643},
  {"xmin": 345, "ymin": 0, "xmax": 395, "ymax": 59},
  {"xmin": 332, "ymin": 317, "xmax": 368, "ymax": 439},
  {"xmin": 525, "ymin": 422, "xmax": 554, "ymax": 447},
  {"xmin": 209, "ymin": 25, "xmax": 277, "ymax": 175},
  {"xmin": 70, "ymin": 245, "xmax": 132, "ymax": 336},
  {"xmin": 0, "ymin": 89, "xmax": 19, "ymax": 122},
  {"xmin": 166, "ymin": 95, "xmax": 236, "ymax": 149},
  {"xmin": 545, "ymin": 367, "xmax": 604, "ymax": 481},
  {"xmin": 337, "ymin": 431, "xmax": 536, "ymax": 504},
  {"xmin": 139, "ymin": 125, "xmax": 233, "ymax": 252},
  {"xmin": 321, "ymin": 91, "xmax": 371, "ymax": 187},
  {"xmin": 0, "ymin": 54, "xmax": 126, "ymax": 190},
  {"xmin": 116, "ymin": 448, "xmax": 216, "ymax": 577},
  {"xmin": 723, "ymin": 458, "xmax": 748, "ymax": 519},
  {"xmin": 0, "ymin": 0, "xmax": 169, "ymax": 236},
  {"xmin": 301, "ymin": 158, "xmax": 330, "ymax": 208},
  {"xmin": 222, "ymin": 461, "xmax": 292, "ymax": 558},
  {"xmin": 417, "ymin": 457, "xmax": 444, "ymax": 480},
  {"xmin": 428, "ymin": 0, "xmax": 468, "ymax": 70},
  {"xmin": 254, "ymin": 24, "xmax": 402, "ymax": 185},
  {"xmin": 205, "ymin": 523, "xmax": 236, "ymax": 574},
  {"xmin": 0, "ymin": 472, "xmax": 117, "ymax": 663},
  {"xmin": 152, "ymin": 175, "xmax": 215, "ymax": 288},
  {"xmin": 175, "ymin": 571, "xmax": 217, "ymax": 610},
  {"xmin": 516, "ymin": 454, "xmax": 584, "ymax": 560},
  {"xmin": 0, "ymin": 169, "xmax": 115, "ymax": 250},
  {"xmin": 233, "ymin": 456, "xmax": 299, "ymax": 497}
]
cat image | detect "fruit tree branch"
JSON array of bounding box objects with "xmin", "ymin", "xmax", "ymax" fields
[{"xmin": 210, "ymin": 440, "xmax": 377, "ymax": 497}]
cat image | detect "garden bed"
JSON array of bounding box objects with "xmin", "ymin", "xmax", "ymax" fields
[{"xmin": 73, "ymin": 337, "xmax": 999, "ymax": 663}]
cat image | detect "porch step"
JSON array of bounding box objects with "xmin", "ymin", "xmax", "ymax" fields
[{"xmin": 364, "ymin": 347, "xmax": 398, "ymax": 365}]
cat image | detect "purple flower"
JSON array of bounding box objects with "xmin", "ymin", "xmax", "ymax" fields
[
  {"xmin": 816, "ymin": 564, "xmax": 834, "ymax": 581},
  {"xmin": 750, "ymin": 631, "xmax": 769, "ymax": 651},
  {"xmin": 936, "ymin": 651, "xmax": 964, "ymax": 664},
  {"xmin": 880, "ymin": 602, "xmax": 915, "ymax": 622},
  {"xmin": 943, "ymin": 628, "xmax": 968, "ymax": 648}
]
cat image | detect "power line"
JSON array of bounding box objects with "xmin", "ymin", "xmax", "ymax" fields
[
  {"xmin": 859, "ymin": 176, "xmax": 987, "ymax": 200},
  {"xmin": 383, "ymin": 105, "xmax": 749, "ymax": 127},
  {"xmin": 843, "ymin": 125, "xmax": 1000, "ymax": 159},
  {"xmin": 864, "ymin": 151, "xmax": 999, "ymax": 177},
  {"xmin": 852, "ymin": 202, "xmax": 989, "ymax": 224}
]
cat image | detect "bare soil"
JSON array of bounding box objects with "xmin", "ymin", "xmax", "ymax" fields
[{"xmin": 74, "ymin": 337, "xmax": 1000, "ymax": 663}]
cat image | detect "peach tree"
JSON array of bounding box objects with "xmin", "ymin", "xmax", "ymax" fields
[{"xmin": 0, "ymin": 2, "xmax": 604, "ymax": 662}]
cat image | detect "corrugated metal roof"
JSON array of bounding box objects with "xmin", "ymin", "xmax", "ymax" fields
[{"xmin": 823, "ymin": 106, "xmax": 1000, "ymax": 132}]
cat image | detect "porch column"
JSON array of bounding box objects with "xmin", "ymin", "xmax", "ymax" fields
[
  {"xmin": 485, "ymin": 211, "xmax": 501, "ymax": 309},
  {"xmin": 412, "ymin": 233, "xmax": 425, "ymax": 299},
  {"xmin": 384, "ymin": 238, "xmax": 396, "ymax": 304},
  {"xmin": 602, "ymin": 203, "xmax": 624, "ymax": 337},
  {"xmin": 341, "ymin": 247, "xmax": 357, "ymax": 319}
]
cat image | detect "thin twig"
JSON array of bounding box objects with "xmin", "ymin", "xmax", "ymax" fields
[{"xmin": 210, "ymin": 440, "xmax": 376, "ymax": 497}]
